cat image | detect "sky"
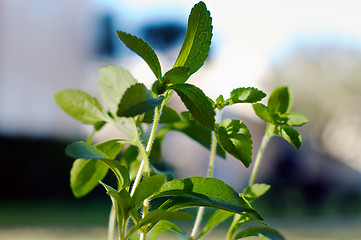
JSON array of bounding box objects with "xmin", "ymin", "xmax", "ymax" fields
[{"xmin": 94, "ymin": 0, "xmax": 361, "ymax": 96}]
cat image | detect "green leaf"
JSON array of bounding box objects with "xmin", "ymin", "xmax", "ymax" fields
[
  {"xmin": 268, "ymin": 86, "xmax": 292, "ymax": 115},
  {"xmin": 215, "ymin": 119, "xmax": 253, "ymax": 167},
  {"xmin": 68, "ymin": 140, "xmax": 124, "ymax": 198},
  {"xmin": 117, "ymin": 83, "xmax": 164, "ymax": 117},
  {"xmin": 54, "ymin": 89, "xmax": 108, "ymax": 124},
  {"xmin": 98, "ymin": 65, "xmax": 137, "ymax": 115},
  {"xmin": 147, "ymin": 220, "xmax": 188, "ymax": 240},
  {"xmin": 66, "ymin": 141, "xmax": 109, "ymax": 159},
  {"xmin": 280, "ymin": 126, "xmax": 302, "ymax": 149},
  {"xmin": 281, "ymin": 112, "xmax": 308, "ymax": 126},
  {"xmin": 252, "ymin": 103, "xmax": 272, "ymax": 122},
  {"xmin": 125, "ymin": 210, "xmax": 193, "ymax": 240},
  {"xmin": 99, "ymin": 181, "xmax": 131, "ymax": 227},
  {"xmin": 169, "ymin": 83, "xmax": 215, "ymax": 130},
  {"xmin": 234, "ymin": 226, "xmax": 285, "ymax": 240},
  {"xmin": 216, "ymin": 95, "xmax": 225, "ymax": 109},
  {"xmin": 227, "ymin": 87, "xmax": 266, "ymax": 105},
  {"xmin": 243, "ymin": 184, "xmax": 270, "ymax": 203},
  {"xmin": 173, "ymin": 1, "xmax": 212, "ymax": 76},
  {"xmin": 67, "ymin": 141, "xmax": 130, "ymax": 190},
  {"xmin": 130, "ymin": 174, "xmax": 167, "ymax": 211},
  {"xmin": 163, "ymin": 112, "xmax": 225, "ymax": 158},
  {"xmin": 152, "ymin": 177, "xmax": 262, "ymax": 220},
  {"xmin": 70, "ymin": 158, "xmax": 108, "ymax": 198},
  {"xmin": 142, "ymin": 106, "xmax": 181, "ymax": 124},
  {"xmin": 116, "ymin": 31, "xmax": 162, "ymax": 80},
  {"xmin": 197, "ymin": 209, "xmax": 233, "ymax": 239},
  {"xmin": 163, "ymin": 67, "xmax": 191, "ymax": 84}
]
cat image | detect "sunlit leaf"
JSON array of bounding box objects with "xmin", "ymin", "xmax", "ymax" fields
[
  {"xmin": 242, "ymin": 184, "xmax": 270, "ymax": 203},
  {"xmin": 252, "ymin": 103, "xmax": 272, "ymax": 123},
  {"xmin": 98, "ymin": 65, "xmax": 137, "ymax": 115},
  {"xmin": 227, "ymin": 87, "xmax": 266, "ymax": 105},
  {"xmin": 54, "ymin": 89, "xmax": 108, "ymax": 124},
  {"xmin": 163, "ymin": 67, "xmax": 191, "ymax": 84},
  {"xmin": 173, "ymin": 1, "xmax": 212, "ymax": 76},
  {"xmin": 169, "ymin": 83, "xmax": 215, "ymax": 130},
  {"xmin": 268, "ymin": 86, "xmax": 292, "ymax": 115},
  {"xmin": 282, "ymin": 112, "xmax": 308, "ymax": 126},
  {"xmin": 153, "ymin": 177, "xmax": 262, "ymax": 220},
  {"xmin": 215, "ymin": 119, "xmax": 253, "ymax": 167},
  {"xmin": 116, "ymin": 31, "xmax": 162, "ymax": 80}
]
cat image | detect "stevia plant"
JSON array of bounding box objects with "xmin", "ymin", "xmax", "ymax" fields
[{"xmin": 54, "ymin": 2, "xmax": 308, "ymax": 240}]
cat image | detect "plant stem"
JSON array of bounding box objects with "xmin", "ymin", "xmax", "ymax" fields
[
  {"xmin": 226, "ymin": 124, "xmax": 273, "ymax": 239},
  {"xmin": 189, "ymin": 109, "xmax": 221, "ymax": 240},
  {"xmin": 131, "ymin": 101, "xmax": 166, "ymax": 240},
  {"xmin": 107, "ymin": 204, "xmax": 117, "ymax": 240},
  {"xmin": 248, "ymin": 124, "xmax": 271, "ymax": 186}
]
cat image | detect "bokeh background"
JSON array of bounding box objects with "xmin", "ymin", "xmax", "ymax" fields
[{"xmin": 1, "ymin": 0, "xmax": 361, "ymax": 239}]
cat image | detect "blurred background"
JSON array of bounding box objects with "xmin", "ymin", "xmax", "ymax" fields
[{"xmin": 1, "ymin": 0, "xmax": 361, "ymax": 239}]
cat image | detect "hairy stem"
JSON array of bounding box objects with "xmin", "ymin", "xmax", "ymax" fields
[
  {"xmin": 189, "ymin": 109, "xmax": 221, "ymax": 239},
  {"xmin": 248, "ymin": 124, "xmax": 272, "ymax": 186}
]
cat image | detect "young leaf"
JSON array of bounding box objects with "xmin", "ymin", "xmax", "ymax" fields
[
  {"xmin": 173, "ymin": 1, "xmax": 212, "ymax": 76},
  {"xmin": 147, "ymin": 220, "xmax": 188, "ymax": 240},
  {"xmin": 214, "ymin": 119, "xmax": 253, "ymax": 167},
  {"xmin": 116, "ymin": 31, "xmax": 162, "ymax": 80},
  {"xmin": 117, "ymin": 83, "xmax": 164, "ymax": 117},
  {"xmin": 197, "ymin": 210, "xmax": 233, "ymax": 239},
  {"xmin": 280, "ymin": 126, "xmax": 302, "ymax": 149},
  {"xmin": 152, "ymin": 177, "xmax": 262, "ymax": 219},
  {"xmin": 130, "ymin": 174, "xmax": 167, "ymax": 211},
  {"xmin": 243, "ymin": 184, "xmax": 271, "ymax": 203},
  {"xmin": 227, "ymin": 87, "xmax": 266, "ymax": 105},
  {"xmin": 163, "ymin": 67, "xmax": 191, "ymax": 84},
  {"xmin": 281, "ymin": 112, "xmax": 308, "ymax": 126},
  {"xmin": 268, "ymin": 86, "xmax": 292, "ymax": 115},
  {"xmin": 98, "ymin": 65, "xmax": 137, "ymax": 115},
  {"xmin": 54, "ymin": 89, "xmax": 108, "ymax": 124},
  {"xmin": 252, "ymin": 103, "xmax": 272, "ymax": 123},
  {"xmin": 234, "ymin": 226, "xmax": 286, "ymax": 240},
  {"xmin": 169, "ymin": 83, "xmax": 215, "ymax": 130}
]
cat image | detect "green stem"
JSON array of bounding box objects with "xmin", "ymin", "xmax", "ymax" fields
[
  {"xmin": 226, "ymin": 124, "xmax": 273, "ymax": 239},
  {"xmin": 226, "ymin": 214, "xmax": 241, "ymax": 240},
  {"xmin": 130, "ymin": 99, "xmax": 166, "ymax": 240},
  {"xmin": 189, "ymin": 109, "xmax": 221, "ymax": 240},
  {"xmin": 248, "ymin": 124, "xmax": 272, "ymax": 186},
  {"xmin": 107, "ymin": 204, "xmax": 117, "ymax": 240}
]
